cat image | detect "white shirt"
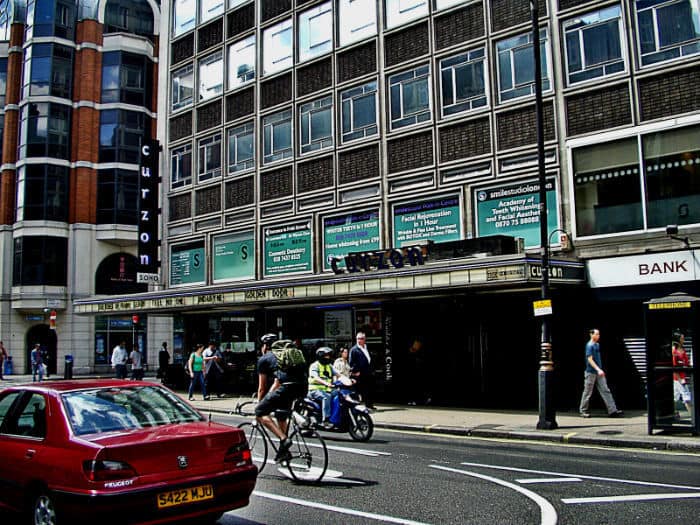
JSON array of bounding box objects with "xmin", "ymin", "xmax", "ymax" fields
[
  {"xmin": 130, "ymin": 350, "xmax": 143, "ymax": 369},
  {"xmin": 111, "ymin": 345, "xmax": 128, "ymax": 366},
  {"xmin": 203, "ymin": 347, "xmax": 215, "ymax": 374}
]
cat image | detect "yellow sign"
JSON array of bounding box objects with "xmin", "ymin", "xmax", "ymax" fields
[
  {"xmin": 533, "ymin": 299, "xmax": 553, "ymax": 317},
  {"xmin": 648, "ymin": 301, "xmax": 691, "ymax": 310},
  {"xmin": 157, "ymin": 484, "xmax": 213, "ymax": 509}
]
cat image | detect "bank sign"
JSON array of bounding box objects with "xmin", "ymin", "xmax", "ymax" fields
[
  {"xmin": 393, "ymin": 196, "xmax": 462, "ymax": 247},
  {"xmin": 475, "ymin": 178, "xmax": 559, "ymax": 248},
  {"xmin": 323, "ymin": 211, "xmax": 380, "ymax": 270},
  {"xmin": 264, "ymin": 221, "xmax": 312, "ymax": 276},
  {"xmin": 587, "ymin": 251, "xmax": 700, "ymax": 288}
]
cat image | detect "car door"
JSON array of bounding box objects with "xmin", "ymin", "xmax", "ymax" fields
[{"xmin": 0, "ymin": 390, "xmax": 48, "ymax": 512}]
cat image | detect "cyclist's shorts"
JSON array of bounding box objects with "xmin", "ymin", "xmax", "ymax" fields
[{"xmin": 255, "ymin": 382, "xmax": 305, "ymax": 418}]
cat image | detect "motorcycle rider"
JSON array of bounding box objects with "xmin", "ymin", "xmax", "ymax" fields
[{"xmin": 308, "ymin": 347, "xmax": 342, "ymax": 429}]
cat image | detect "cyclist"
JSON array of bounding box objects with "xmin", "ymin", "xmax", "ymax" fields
[
  {"xmin": 255, "ymin": 335, "xmax": 307, "ymax": 462},
  {"xmin": 256, "ymin": 333, "xmax": 278, "ymax": 401},
  {"xmin": 308, "ymin": 347, "xmax": 342, "ymax": 429}
]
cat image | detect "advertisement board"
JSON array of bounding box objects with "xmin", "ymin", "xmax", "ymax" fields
[
  {"xmin": 323, "ymin": 211, "xmax": 381, "ymax": 270},
  {"xmin": 170, "ymin": 241, "xmax": 206, "ymax": 285},
  {"xmin": 263, "ymin": 221, "xmax": 312, "ymax": 276},
  {"xmin": 475, "ymin": 177, "xmax": 559, "ymax": 248},
  {"xmin": 393, "ymin": 196, "xmax": 462, "ymax": 247},
  {"xmin": 213, "ymin": 231, "xmax": 255, "ymax": 282}
]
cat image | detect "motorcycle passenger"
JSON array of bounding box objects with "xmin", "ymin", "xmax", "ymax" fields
[{"xmin": 308, "ymin": 347, "xmax": 342, "ymax": 429}]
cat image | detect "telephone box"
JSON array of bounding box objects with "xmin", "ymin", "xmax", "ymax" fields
[{"xmin": 644, "ymin": 292, "xmax": 699, "ymax": 435}]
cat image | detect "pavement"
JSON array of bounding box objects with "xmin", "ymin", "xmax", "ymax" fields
[{"xmin": 3, "ymin": 372, "xmax": 699, "ymax": 453}]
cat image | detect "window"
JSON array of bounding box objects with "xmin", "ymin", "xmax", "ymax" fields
[
  {"xmin": 263, "ymin": 19, "xmax": 292, "ymax": 75},
  {"xmin": 15, "ymin": 164, "xmax": 69, "ymax": 222},
  {"xmin": 104, "ymin": 0, "xmax": 154, "ymax": 37},
  {"xmin": 388, "ymin": 65, "xmax": 431, "ymax": 130},
  {"xmin": 338, "ymin": 0, "xmax": 377, "ymax": 47},
  {"xmin": 300, "ymin": 96, "xmax": 333, "ymax": 154},
  {"xmin": 22, "ymin": 44, "xmax": 73, "ymax": 99},
  {"xmin": 228, "ymin": 123, "xmax": 254, "ymax": 174},
  {"xmin": 440, "ymin": 48, "xmax": 487, "ymax": 116},
  {"xmin": 198, "ymin": 134, "xmax": 222, "ymax": 181},
  {"xmin": 563, "ymin": 6, "xmax": 624, "ymax": 85},
  {"xmin": 200, "ymin": 0, "xmax": 224, "ymax": 23},
  {"xmin": 172, "ymin": 64, "xmax": 194, "ymax": 111},
  {"xmin": 643, "ymin": 125, "xmax": 700, "ymax": 228},
  {"xmin": 99, "ymin": 110, "xmax": 150, "ymax": 163},
  {"xmin": 97, "ymin": 169, "xmax": 139, "ymax": 225},
  {"xmin": 496, "ymin": 29, "xmax": 550, "ymax": 102},
  {"xmin": 13, "ymin": 236, "xmax": 68, "ymax": 286},
  {"xmin": 0, "ymin": 57, "xmax": 7, "ymax": 107},
  {"xmin": 228, "ymin": 35, "xmax": 255, "ymax": 89},
  {"xmin": 19, "ymin": 103, "xmax": 71, "ymax": 159},
  {"xmin": 102, "ymin": 52, "xmax": 153, "ymax": 106},
  {"xmin": 26, "ymin": 0, "xmax": 75, "ymax": 39},
  {"xmin": 572, "ymin": 125, "xmax": 700, "ymax": 237},
  {"xmin": 263, "ymin": 110, "xmax": 293, "ymax": 164},
  {"xmin": 299, "ymin": 2, "xmax": 333, "ymax": 62},
  {"xmin": 199, "ymin": 51, "xmax": 223, "ymax": 101},
  {"xmin": 385, "ymin": 0, "xmax": 428, "ymax": 30},
  {"xmin": 341, "ymin": 81, "xmax": 378, "ymax": 142},
  {"xmin": 637, "ymin": 0, "xmax": 700, "ymax": 66},
  {"xmin": 173, "ymin": 0, "xmax": 196, "ymax": 36},
  {"xmin": 171, "ymin": 144, "xmax": 192, "ymax": 189}
]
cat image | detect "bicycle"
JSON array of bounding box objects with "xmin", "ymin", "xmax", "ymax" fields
[{"xmin": 237, "ymin": 398, "xmax": 328, "ymax": 483}]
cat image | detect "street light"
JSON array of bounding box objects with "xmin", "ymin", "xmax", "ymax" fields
[{"xmin": 531, "ymin": 0, "xmax": 557, "ymax": 430}]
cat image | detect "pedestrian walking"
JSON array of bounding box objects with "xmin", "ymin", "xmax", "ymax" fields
[
  {"xmin": 672, "ymin": 330, "xmax": 693, "ymax": 416},
  {"xmin": 158, "ymin": 341, "xmax": 170, "ymax": 379},
  {"xmin": 31, "ymin": 343, "xmax": 44, "ymax": 382},
  {"xmin": 187, "ymin": 344, "xmax": 207, "ymax": 400},
  {"xmin": 0, "ymin": 341, "xmax": 7, "ymax": 380},
  {"xmin": 111, "ymin": 340, "xmax": 128, "ymax": 379},
  {"xmin": 130, "ymin": 346, "xmax": 144, "ymax": 380},
  {"xmin": 579, "ymin": 329, "xmax": 623, "ymax": 418}
]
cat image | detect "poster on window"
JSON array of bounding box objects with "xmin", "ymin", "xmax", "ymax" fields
[
  {"xmin": 170, "ymin": 241, "xmax": 205, "ymax": 286},
  {"xmin": 323, "ymin": 211, "xmax": 381, "ymax": 270},
  {"xmin": 393, "ymin": 196, "xmax": 462, "ymax": 247},
  {"xmin": 324, "ymin": 310, "xmax": 353, "ymax": 342},
  {"xmin": 213, "ymin": 231, "xmax": 254, "ymax": 282},
  {"xmin": 475, "ymin": 177, "xmax": 559, "ymax": 248},
  {"xmin": 263, "ymin": 221, "xmax": 312, "ymax": 277}
]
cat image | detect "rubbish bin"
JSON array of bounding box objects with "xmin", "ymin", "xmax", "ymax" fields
[
  {"xmin": 3, "ymin": 356, "xmax": 12, "ymax": 376},
  {"xmin": 64, "ymin": 355, "xmax": 73, "ymax": 380}
]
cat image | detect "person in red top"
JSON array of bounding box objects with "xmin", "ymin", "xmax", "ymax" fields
[{"xmin": 672, "ymin": 331, "xmax": 692, "ymax": 414}]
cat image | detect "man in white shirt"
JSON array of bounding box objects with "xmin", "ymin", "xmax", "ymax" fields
[
  {"xmin": 130, "ymin": 347, "xmax": 144, "ymax": 380},
  {"xmin": 111, "ymin": 341, "xmax": 128, "ymax": 379},
  {"xmin": 349, "ymin": 332, "xmax": 374, "ymax": 408}
]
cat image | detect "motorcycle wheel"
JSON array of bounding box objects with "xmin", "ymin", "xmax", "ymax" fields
[{"xmin": 348, "ymin": 411, "xmax": 374, "ymax": 441}]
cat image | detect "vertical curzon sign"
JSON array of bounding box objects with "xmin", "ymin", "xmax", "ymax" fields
[{"xmin": 138, "ymin": 139, "xmax": 160, "ymax": 283}]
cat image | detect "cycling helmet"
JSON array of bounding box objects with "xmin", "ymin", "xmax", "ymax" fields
[
  {"xmin": 260, "ymin": 333, "xmax": 278, "ymax": 345},
  {"xmin": 316, "ymin": 347, "xmax": 333, "ymax": 359}
]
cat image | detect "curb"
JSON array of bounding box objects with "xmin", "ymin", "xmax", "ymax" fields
[{"xmin": 201, "ymin": 406, "xmax": 700, "ymax": 453}]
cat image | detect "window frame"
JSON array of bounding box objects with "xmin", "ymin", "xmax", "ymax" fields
[
  {"xmin": 298, "ymin": 2, "xmax": 333, "ymax": 63},
  {"xmin": 262, "ymin": 109, "xmax": 293, "ymax": 165},
  {"xmin": 171, "ymin": 143, "xmax": 193, "ymax": 189},
  {"xmin": 388, "ymin": 65, "xmax": 432, "ymax": 131},
  {"xmin": 227, "ymin": 122, "xmax": 255, "ymax": 174},
  {"xmin": 562, "ymin": 5, "xmax": 626, "ymax": 86},
  {"xmin": 263, "ymin": 18, "xmax": 293, "ymax": 76},
  {"xmin": 338, "ymin": 0, "xmax": 377, "ymax": 47},
  {"xmin": 496, "ymin": 28, "xmax": 552, "ymax": 103},
  {"xmin": 198, "ymin": 51, "xmax": 224, "ymax": 102},
  {"xmin": 635, "ymin": 0, "xmax": 700, "ymax": 66},
  {"xmin": 439, "ymin": 47, "xmax": 488, "ymax": 118},
  {"xmin": 227, "ymin": 35, "xmax": 256, "ymax": 90},
  {"xmin": 299, "ymin": 95, "xmax": 334, "ymax": 154},
  {"xmin": 200, "ymin": 0, "xmax": 224, "ymax": 24},
  {"xmin": 385, "ymin": 0, "xmax": 429, "ymax": 30},
  {"xmin": 171, "ymin": 63, "xmax": 194, "ymax": 111},
  {"xmin": 173, "ymin": 0, "xmax": 196, "ymax": 37},
  {"xmin": 340, "ymin": 80, "xmax": 378, "ymax": 143},
  {"xmin": 198, "ymin": 133, "xmax": 222, "ymax": 182}
]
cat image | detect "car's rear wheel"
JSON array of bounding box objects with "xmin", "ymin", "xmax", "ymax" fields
[{"xmin": 31, "ymin": 491, "xmax": 57, "ymax": 525}]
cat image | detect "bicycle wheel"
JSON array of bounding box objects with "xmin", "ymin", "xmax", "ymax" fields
[
  {"xmin": 238, "ymin": 422, "xmax": 268, "ymax": 474},
  {"xmin": 286, "ymin": 428, "xmax": 328, "ymax": 483}
]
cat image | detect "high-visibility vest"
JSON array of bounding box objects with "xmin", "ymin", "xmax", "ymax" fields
[{"xmin": 309, "ymin": 362, "xmax": 333, "ymax": 391}]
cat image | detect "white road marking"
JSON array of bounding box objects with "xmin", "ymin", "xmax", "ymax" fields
[
  {"xmin": 563, "ymin": 492, "xmax": 700, "ymax": 504},
  {"xmin": 460, "ymin": 462, "xmax": 700, "ymax": 491},
  {"xmin": 517, "ymin": 477, "xmax": 582, "ymax": 484},
  {"xmin": 276, "ymin": 467, "xmax": 365, "ymax": 484},
  {"xmin": 253, "ymin": 490, "xmax": 433, "ymax": 524},
  {"xmin": 325, "ymin": 443, "xmax": 392, "ymax": 457},
  {"xmin": 430, "ymin": 465, "xmax": 558, "ymax": 525}
]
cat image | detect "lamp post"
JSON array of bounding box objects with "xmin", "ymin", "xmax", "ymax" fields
[{"xmin": 531, "ymin": 0, "xmax": 557, "ymax": 430}]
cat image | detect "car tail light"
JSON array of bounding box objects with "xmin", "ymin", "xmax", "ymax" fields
[
  {"xmin": 224, "ymin": 443, "xmax": 252, "ymax": 467},
  {"xmin": 83, "ymin": 460, "xmax": 137, "ymax": 482}
]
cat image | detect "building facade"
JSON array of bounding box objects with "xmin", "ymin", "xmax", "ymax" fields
[
  {"xmin": 0, "ymin": 0, "xmax": 169, "ymax": 376},
  {"xmin": 71, "ymin": 0, "xmax": 700, "ymax": 410}
]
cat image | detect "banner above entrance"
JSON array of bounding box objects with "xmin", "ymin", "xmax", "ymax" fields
[{"xmin": 587, "ymin": 250, "xmax": 700, "ymax": 288}]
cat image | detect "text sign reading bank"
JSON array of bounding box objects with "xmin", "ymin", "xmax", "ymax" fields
[{"xmin": 138, "ymin": 139, "xmax": 160, "ymax": 284}]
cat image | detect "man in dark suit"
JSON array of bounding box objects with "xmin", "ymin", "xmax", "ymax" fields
[{"xmin": 349, "ymin": 331, "xmax": 374, "ymax": 408}]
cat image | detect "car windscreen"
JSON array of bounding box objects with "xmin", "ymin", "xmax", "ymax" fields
[{"xmin": 62, "ymin": 385, "xmax": 204, "ymax": 436}]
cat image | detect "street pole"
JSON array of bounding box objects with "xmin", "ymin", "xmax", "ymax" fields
[{"xmin": 531, "ymin": 0, "xmax": 557, "ymax": 430}]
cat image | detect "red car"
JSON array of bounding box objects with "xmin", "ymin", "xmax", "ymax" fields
[{"xmin": 0, "ymin": 380, "xmax": 257, "ymax": 525}]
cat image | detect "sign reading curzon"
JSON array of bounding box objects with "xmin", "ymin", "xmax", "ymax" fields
[
  {"xmin": 330, "ymin": 245, "xmax": 428, "ymax": 274},
  {"xmin": 138, "ymin": 139, "xmax": 160, "ymax": 281}
]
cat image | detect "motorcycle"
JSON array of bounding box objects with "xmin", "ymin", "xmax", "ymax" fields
[{"xmin": 299, "ymin": 378, "xmax": 374, "ymax": 441}]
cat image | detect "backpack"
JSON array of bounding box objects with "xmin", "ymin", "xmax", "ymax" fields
[{"xmin": 271, "ymin": 340, "xmax": 306, "ymax": 372}]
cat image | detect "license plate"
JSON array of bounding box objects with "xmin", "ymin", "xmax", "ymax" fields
[{"xmin": 157, "ymin": 484, "xmax": 214, "ymax": 509}]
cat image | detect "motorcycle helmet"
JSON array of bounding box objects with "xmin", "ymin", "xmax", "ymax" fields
[
  {"xmin": 260, "ymin": 333, "xmax": 278, "ymax": 345},
  {"xmin": 316, "ymin": 347, "xmax": 333, "ymax": 360}
]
